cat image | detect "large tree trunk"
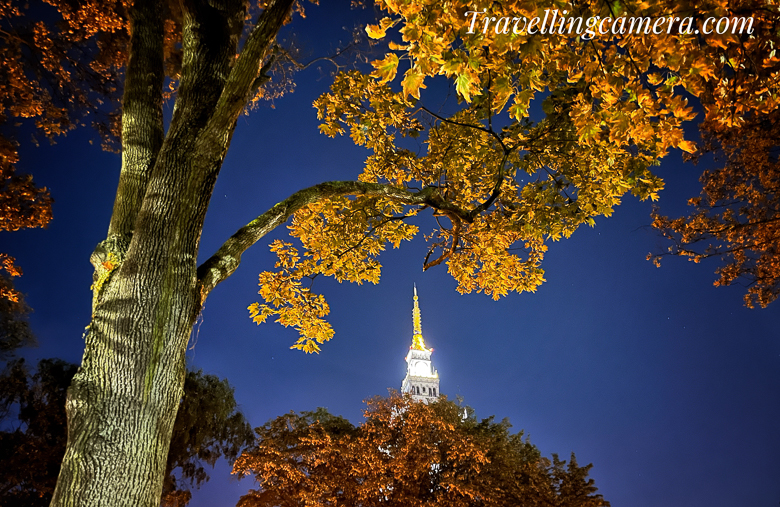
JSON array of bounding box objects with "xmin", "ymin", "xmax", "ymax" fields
[{"xmin": 50, "ymin": 0, "xmax": 294, "ymax": 505}]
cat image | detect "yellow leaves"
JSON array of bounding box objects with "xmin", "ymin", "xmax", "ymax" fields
[
  {"xmin": 365, "ymin": 16, "xmax": 398, "ymax": 40},
  {"xmin": 250, "ymin": 250, "xmax": 335, "ymax": 354},
  {"xmin": 509, "ymin": 102, "xmax": 526, "ymax": 121},
  {"xmin": 250, "ymin": 199, "xmax": 419, "ymax": 352},
  {"xmin": 387, "ymin": 41, "xmax": 408, "ymax": 51},
  {"xmin": 371, "ymin": 53, "xmax": 399, "ymax": 84},
  {"xmin": 490, "ymin": 75, "xmax": 513, "ymax": 112},
  {"xmin": 577, "ymin": 122, "xmax": 602, "ymax": 142},
  {"xmin": 401, "ymin": 66, "xmax": 426, "ymax": 99},
  {"xmin": 305, "ymin": 0, "xmax": 780, "ymax": 325},
  {"xmin": 510, "ymin": 88, "xmax": 533, "ymax": 119},
  {"xmin": 455, "ymin": 73, "xmax": 477, "ymax": 102},
  {"xmin": 678, "ymin": 139, "xmax": 697, "ymax": 154},
  {"xmin": 442, "ymin": 216, "xmax": 548, "ymax": 300}
]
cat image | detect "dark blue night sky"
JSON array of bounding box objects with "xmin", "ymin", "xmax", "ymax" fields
[{"xmin": 4, "ymin": 2, "xmax": 780, "ymax": 506}]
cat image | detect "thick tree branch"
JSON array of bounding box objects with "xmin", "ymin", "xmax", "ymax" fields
[
  {"xmin": 125, "ymin": 0, "xmax": 248, "ymax": 269},
  {"xmin": 196, "ymin": 181, "xmax": 466, "ymax": 299},
  {"xmin": 205, "ymin": 0, "xmax": 295, "ymax": 140},
  {"xmin": 181, "ymin": 0, "xmax": 295, "ymax": 223},
  {"xmin": 107, "ymin": 0, "xmax": 164, "ymax": 239}
]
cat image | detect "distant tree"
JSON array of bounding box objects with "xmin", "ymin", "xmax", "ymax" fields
[
  {"xmin": 651, "ymin": 110, "xmax": 780, "ymax": 308},
  {"xmin": 162, "ymin": 368, "xmax": 256, "ymax": 507},
  {"xmin": 0, "ymin": 358, "xmax": 74, "ymax": 507},
  {"xmin": 0, "ymin": 360, "xmax": 253, "ymax": 507},
  {"xmin": 234, "ymin": 394, "xmax": 608, "ymax": 507}
]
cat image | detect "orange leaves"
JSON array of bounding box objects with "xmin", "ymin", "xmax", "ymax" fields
[
  {"xmin": 677, "ymin": 139, "xmax": 697, "ymax": 154},
  {"xmin": 0, "ymin": 167, "xmax": 53, "ymax": 233},
  {"xmin": 365, "ymin": 16, "xmax": 398, "ymax": 40},
  {"xmin": 0, "ymin": 0, "xmax": 132, "ymax": 173},
  {"xmin": 235, "ymin": 395, "xmax": 608, "ymax": 507},
  {"xmin": 651, "ymin": 110, "xmax": 780, "ymax": 308},
  {"xmin": 0, "ymin": 255, "xmax": 22, "ymax": 279},
  {"xmin": 0, "ymin": 141, "xmax": 52, "ymax": 303},
  {"xmin": 0, "ymin": 254, "xmax": 22, "ymax": 302},
  {"xmin": 235, "ymin": 395, "xmax": 491, "ymax": 506}
]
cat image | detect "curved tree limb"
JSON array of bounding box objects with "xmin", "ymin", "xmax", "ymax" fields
[{"xmin": 196, "ymin": 181, "xmax": 468, "ymax": 299}]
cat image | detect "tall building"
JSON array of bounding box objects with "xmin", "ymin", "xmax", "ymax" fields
[{"xmin": 401, "ymin": 286, "xmax": 440, "ymax": 403}]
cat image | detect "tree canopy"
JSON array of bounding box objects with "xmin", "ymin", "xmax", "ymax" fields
[
  {"xmin": 234, "ymin": 394, "xmax": 608, "ymax": 507},
  {"xmin": 250, "ymin": 0, "xmax": 780, "ymax": 353}
]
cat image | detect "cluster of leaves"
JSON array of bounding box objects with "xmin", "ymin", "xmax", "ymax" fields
[
  {"xmin": 0, "ymin": 139, "xmax": 39, "ymax": 350},
  {"xmin": 252, "ymin": 0, "xmax": 780, "ymax": 343},
  {"xmin": 249, "ymin": 197, "xmax": 418, "ymax": 353},
  {"xmin": 234, "ymin": 394, "xmax": 608, "ymax": 507},
  {"xmin": 0, "ymin": 0, "xmax": 123, "ymax": 303},
  {"xmin": 0, "ymin": 0, "xmax": 313, "ymax": 151},
  {"xmin": 0, "ymin": 360, "xmax": 254, "ymax": 507},
  {"xmin": 651, "ymin": 109, "xmax": 780, "ymax": 308},
  {"xmin": 646, "ymin": 1, "xmax": 780, "ymax": 307},
  {"xmin": 1, "ymin": 138, "xmax": 53, "ymax": 303},
  {"xmin": 0, "ymin": 0, "xmax": 130, "ymax": 148}
]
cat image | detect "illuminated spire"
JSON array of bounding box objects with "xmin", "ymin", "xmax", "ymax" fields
[
  {"xmin": 412, "ymin": 284, "xmax": 428, "ymax": 351},
  {"xmin": 403, "ymin": 284, "xmax": 438, "ymax": 402}
]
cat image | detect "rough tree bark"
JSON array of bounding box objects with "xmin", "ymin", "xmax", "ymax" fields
[{"xmin": 50, "ymin": 0, "xmax": 294, "ymax": 505}]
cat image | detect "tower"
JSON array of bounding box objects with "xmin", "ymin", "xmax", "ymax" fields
[{"xmin": 401, "ymin": 285, "xmax": 440, "ymax": 403}]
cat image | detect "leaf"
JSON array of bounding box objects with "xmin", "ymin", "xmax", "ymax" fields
[
  {"xmin": 371, "ymin": 53, "xmax": 399, "ymax": 84},
  {"xmin": 455, "ymin": 73, "xmax": 476, "ymax": 102},
  {"xmin": 365, "ymin": 17, "xmax": 397, "ymax": 39},
  {"xmin": 678, "ymin": 140, "xmax": 696, "ymax": 154},
  {"xmin": 401, "ymin": 67, "xmax": 426, "ymax": 99}
]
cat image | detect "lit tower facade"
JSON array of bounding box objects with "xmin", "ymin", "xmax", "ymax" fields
[{"xmin": 401, "ymin": 286, "xmax": 439, "ymax": 403}]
